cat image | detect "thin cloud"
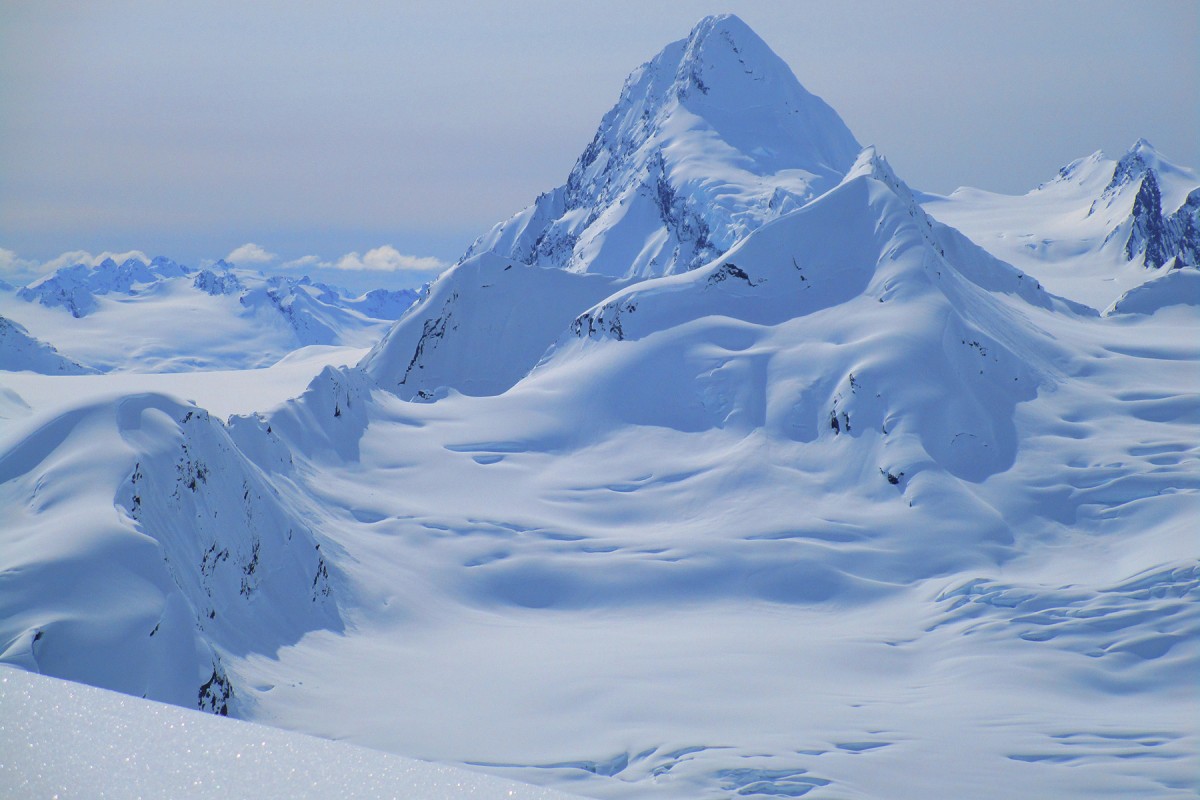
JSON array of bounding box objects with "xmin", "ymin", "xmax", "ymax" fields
[
  {"xmin": 334, "ymin": 246, "xmax": 447, "ymax": 272},
  {"xmin": 0, "ymin": 247, "xmax": 38, "ymax": 277},
  {"xmin": 0, "ymin": 248, "xmax": 154, "ymax": 287},
  {"xmin": 227, "ymin": 243, "xmax": 277, "ymax": 264},
  {"xmin": 1, "ymin": 249, "xmax": 151, "ymax": 280},
  {"xmin": 281, "ymin": 255, "xmax": 324, "ymax": 270},
  {"xmin": 44, "ymin": 249, "xmax": 151, "ymax": 272}
]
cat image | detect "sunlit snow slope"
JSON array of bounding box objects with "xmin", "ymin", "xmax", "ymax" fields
[
  {"xmin": 0, "ymin": 668, "xmax": 579, "ymax": 800},
  {"xmin": 1, "ymin": 13, "xmax": 1196, "ymax": 800}
]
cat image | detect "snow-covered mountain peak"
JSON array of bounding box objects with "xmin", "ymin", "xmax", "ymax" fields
[
  {"xmin": 1127, "ymin": 137, "xmax": 1159, "ymax": 164},
  {"xmin": 461, "ymin": 15, "xmax": 861, "ymax": 279},
  {"xmin": 18, "ymin": 255, "xmax": 177, "ymax": 317},
  {"xmin": 1087, "ymin": 141, "xmax": 1200, "ymax": 268},
  {"xmin": 1045, "ymin": 149, "xmax": 1108, "ymax": 188},
  {"xmin": 1092, "ymin": 139, "xmax": 1200, "ymax": 212},
  {"xmin": 927, "ymin": 140, "xmax": 1200, "ymax": 307},
  {"xmin": 666, "ymin": 14, "xmax": 860, "ymax": 167},
  {"xmin": 846, "ymin": 146, "xmax": 913, "ymax": 201},
  {"xmin": 576, "ymin": 13, "xmax": 858, "ymax": 183},
  {"xmin": 1102, "ymin": 140, "xmax": 1156, "ymax": 200},
  {"xmin": 1119, "ymin": 138, "xmax": 1181, "ymax": 182},
  {"xmin": 1041, "ymin": 141, "xmax": 1193, "ymax": 207}
]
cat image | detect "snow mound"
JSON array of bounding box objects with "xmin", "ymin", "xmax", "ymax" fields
[{"xmin": 1106, "ymin": 265, "xmax": 1200, "ymax": 315}]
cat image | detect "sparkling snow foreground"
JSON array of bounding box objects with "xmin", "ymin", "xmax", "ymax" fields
[
  {"xmin": 0, "ymin": 668, "xmax": 578, "ymax": 800},
  {"xmin": 1, "ymin": 13, "xmax": 1198, "ymax": 800}
]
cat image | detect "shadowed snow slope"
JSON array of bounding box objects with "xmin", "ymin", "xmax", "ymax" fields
[
  {"xmin": 0, "ymin": 392, "xmax": 340, "ymax": 716},
  {"xmin": 360, "ymin": 254, "xmax": 625, "ymax": 399},
  {"xmin": 463, "ymin": 14, "xmax": 860, "ymax": 280}
]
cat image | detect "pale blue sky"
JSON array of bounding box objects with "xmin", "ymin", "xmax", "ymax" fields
[{"xmin": 2, "ymin": 1, "xmax": 1196, "ymax": 291}]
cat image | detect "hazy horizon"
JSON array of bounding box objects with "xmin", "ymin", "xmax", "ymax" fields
[{"xmin": 2, "ymin": 1, "xmax": 1197, "ymax": 290}]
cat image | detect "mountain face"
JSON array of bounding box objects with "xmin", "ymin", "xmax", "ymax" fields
[
  {"xmin": 0, "ymin": 393, "xmax": 340, "ymax": 716},
  {"xmin": 1097, "ymin": 140, "xmax": 1200, "ymax": 268},
  {"xmin": 0, "ymin": 314, "xmax": 95, "ymax": 375},
  {"xmin": 545, "ymin": 147, "xmax": 1078, "ymax": 487},
  {"xmin": 923, "ymin": 139, "xmax": 1200, "ymax": 310},
  {"xmin": 4, "ymin": 257, "xmax": 418, "ymax": 371},
  {"xmin": 360, "ymin": 255, "xmax": 624, "ymax": 398},
  {"xmin": 17, "ymin": 256, "xmax": 187, "ymax": 318},
  {"xmin": 462, "ymin": 14, "xmax": 861, "ymax": 280},
  {"xmin": 363, "ymin": 13, "xmax": 861, "ymax": 398}
]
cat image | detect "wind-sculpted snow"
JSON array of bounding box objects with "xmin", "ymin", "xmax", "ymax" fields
[
  {"xmin": 1106, "ymin": 266, "xmax": 1200, "ymax": 316},
  {"xmin": 463, "ymin": 14, "xmax": 860, "ymax": 279},
  {"xmin": 548, "ymin": 149, "xmax": 1078, "ymax": 486},
  {"xmin": 932, "ymin": 563, "xmax": 1199, "ymax": 672}
]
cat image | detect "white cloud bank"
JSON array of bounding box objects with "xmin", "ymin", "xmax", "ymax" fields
[
  {"xmin": 0, "ymin": 244, "xmax": 447, "ymax": 288},
  {"xmin": 226, "ymin": 243, "xmax": 277, "ymax": 264},
  {"xmin": 281, "ymin": 255, "xmax": 323, "ymax": 270},
  {"xmin": 0, "ymin": 248, "xmax": 151, "ymax": 283},
  {"xmin": 0, "ymin": 248, "xmax": 37, "ymax": 277},
  {"xmin": 334, "ymin": 246, "xmax": 447, "ymax": 272},
  {"xmin": 283, "ymin": 246, "xmax": 448, "ymax": 274}
]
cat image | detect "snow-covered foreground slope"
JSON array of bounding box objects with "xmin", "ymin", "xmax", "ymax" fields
[
  {"xmin": 923, "ymin": 139, "xmax": 1200, "ymax": 311},
  {"xmin": 0, "ymin": 12, "xmax": 1197, "ymax": 800},
  {"xmin": 0, "ymin": 668, "xmax": 579, "ymax": 800},
  {"xmin": 0, "ymin": 256, "xmax": 417, "ymax": 372}
]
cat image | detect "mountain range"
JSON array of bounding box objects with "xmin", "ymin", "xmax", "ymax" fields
[
  {"xmin": 0, "ymin": 256, "xmax": 418, "ymax": 372},
  {"xmin": 1, "ymin": 14, "xmax": 1196, "ymax": 800}
]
